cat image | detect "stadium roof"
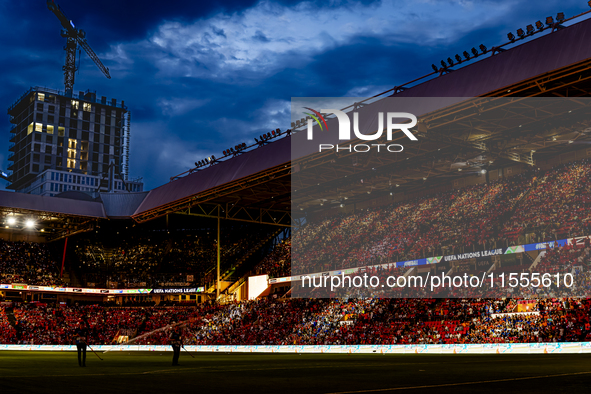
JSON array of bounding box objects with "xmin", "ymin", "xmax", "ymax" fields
[
  {"xmin": 98, "ymin": 192, "xmax": 148, "ymax": 219},
  {"xmin": 0, "ymin": 190, "xmax": 106, "ymax": 240},
  {"xmin": 132, "ymin": 137, "xmax": 291, "ymax": 224},
  {"xmin": 0, "ymin": 190, "xmax": 106, "ymax": 218}
]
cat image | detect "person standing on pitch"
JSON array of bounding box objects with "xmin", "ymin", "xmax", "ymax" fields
[
  {"xmin": 169, "ymin": 325, "xmax": 182, "ymax": 366},
  {"xmin": 74, "ymin": 321, "xmax": 88, "ymax": 367}
]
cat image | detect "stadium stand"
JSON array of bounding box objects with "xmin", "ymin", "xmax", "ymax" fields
[
  {"xmin": 0, "ymin": 240, "xmax": 66, "ymax": 287},
  {"xmin": 2, "ymin": 161, "xmax": 590, "ymax": 296},
  {"xmin": 292, "ymin": 160, "xmax": 591, "ymax": 274},
  {"xmin": 1, "ymin": 233, "xmax": 590, "ymax": 345},
  {"xmin": 1, "ymin": 294, "xmax": 590, "ymax": 345},
  {"xmin": 72, "ymin": 227, "xmax": 275, "ymax": 288}
]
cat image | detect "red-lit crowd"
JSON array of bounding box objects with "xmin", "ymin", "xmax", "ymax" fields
[
  {"xmin": 1, "ymin": 296, "xmax": 590, "ymax": 346},
  {"xmin": 254, "ymin": 239, "xmax": 291, "ymax": 278}
]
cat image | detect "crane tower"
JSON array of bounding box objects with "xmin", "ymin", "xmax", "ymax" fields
[{"xmin": 46, "ymin": 0, "xmax": 111, "ymax": 96}]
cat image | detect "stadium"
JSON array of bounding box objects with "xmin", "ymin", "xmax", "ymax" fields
[{"xmin": 3, "ymin": 1, "xmax": 591, "ymax": 393}]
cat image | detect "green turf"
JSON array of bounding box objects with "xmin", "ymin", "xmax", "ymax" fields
[{"xmin": 1, "ymin": 351, "xmax": 591, "ymax": 393}]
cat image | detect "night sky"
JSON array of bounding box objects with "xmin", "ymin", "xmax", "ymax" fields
[{"xmin": 1, "ymin": 0, "xmax": 590, "ymax": 190}]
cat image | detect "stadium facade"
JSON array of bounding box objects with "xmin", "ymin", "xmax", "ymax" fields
[{"xmin": 6, "ymin": 86, "xmax": 143, "ymax": 196}]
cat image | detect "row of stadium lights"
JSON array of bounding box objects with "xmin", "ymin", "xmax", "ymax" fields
[
  {"xmin": 432, "ymin": 45, "xmax": 489, "ymax": 73},
  {"xmin": 432, "ymin": 12, "xmax": 568, "ymax": 73},
  {"xmin": 4, "ymin": 216, "xmax": 40, "ymax": 230},
  {"xmin": 507, "ymin": 13, "xmax": 565, "ymax": 41},
  {"xmin": 194, "ymin": 128, "xmax": 290, "ymax": 169}
]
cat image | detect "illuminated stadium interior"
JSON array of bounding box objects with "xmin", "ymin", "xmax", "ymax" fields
[{"xmin": 4, "ymin": 7, "xmax": 591, "ymax": 394}]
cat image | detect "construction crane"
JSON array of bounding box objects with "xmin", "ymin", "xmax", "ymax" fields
[{"xmin": 46, "ymin": 0, "xmax": 111, "ymax": 96}]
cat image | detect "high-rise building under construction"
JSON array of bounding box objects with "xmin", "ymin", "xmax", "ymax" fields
[{"xmin": 7, "ymin": 86, "xmax": 143, "ymax": 196}]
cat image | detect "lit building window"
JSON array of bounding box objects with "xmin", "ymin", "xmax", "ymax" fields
[
  {"xmin": 38, "ymin": 93, "xmax": 45, "ymax": 102},
  {"xmin": 71, "ymin": 100, "xmax": 79, "ymax": 109},
  {"xmin": 58, "ymin": 126, "xmax": 65, "ymax": 137},
  {"xmin": 67, "ymin": 159, "xmax": 76, "ymax": 169},
  {"xmin": 47, "ymin": 125, "xmax": 54, "ymax": 134},
  {"xmin": 83, "ymin": 102, "xmax": 92, "ymax": 112},
  {"xmin": 27, "ymin": 122, "xmax": 34, "ymax": 135},
  {"xmin": 35, "ymin": 123, "xmax": 42, "ymax": 132}
]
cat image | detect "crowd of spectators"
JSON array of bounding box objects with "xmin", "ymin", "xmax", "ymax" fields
[
  {"xmin": 500, "ymin": 162, "xmax": 591, "ymax": 243},
  {"xmin": 74, "ymin": 228, "xmax": 274, "ymax": 288},
  {"xmin": 253, "ymin": 239, "xmax": 291, "ymax": 278},
  {"xmin": 0, "ymin": 240, "xmax": 66, "ymax": 287},
  {"xmin": 292, "ymin": 160, "xmax": 591, "ymax": 275},
  {"xmin": 0, "ymin": 306, "xmax": 17, "ymax": 343},
  {"xmin": 1, "ymin": 296, "xmax": 590, "ymax": 346}
]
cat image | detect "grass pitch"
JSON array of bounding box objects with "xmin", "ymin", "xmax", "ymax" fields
[{"xmin": 1, "ymin": 351, "xmax": 591, "ymax": 393}]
